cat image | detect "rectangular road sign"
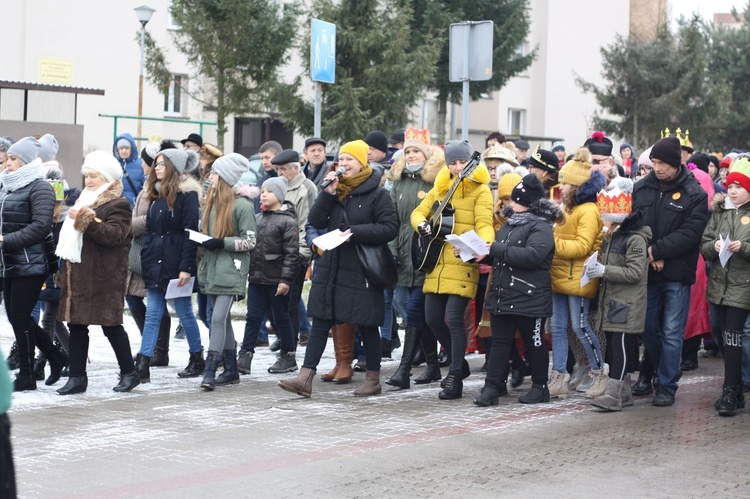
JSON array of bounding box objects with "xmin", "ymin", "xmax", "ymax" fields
[
  {"xmin": 311, "ymin": 19, "xmax": 336, "ymax": 84},
  {"xmin": 449, "ymin": 21, "xmax": 494, "ymax": 82}
]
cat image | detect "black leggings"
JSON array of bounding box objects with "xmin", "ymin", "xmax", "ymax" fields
[
  {"xmin": 68, "ymin": 323, "xmax": 135, "ymax": 378},
  {"xmin": 715, "ymin": 305, "xmax": 749, "ymax": 387},
  {"xmin": 607, "ymin": 332, "xmax": 627, "ymax": 381},
  {"xmin": 486, "ymin": 314, "xmax": 548, "ymax": 387},
  {"xmin": 3, "ymin": 275, "xmax": 46, "ymax": 337},
  {"xmin": 425, "ymin": 293, "xmax": 469, "ymax": 373}
]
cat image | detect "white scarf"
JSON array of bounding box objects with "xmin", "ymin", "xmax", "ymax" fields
[{"xmin": 55, "ymin": 182, "xmax": 113, "ymax": 263}]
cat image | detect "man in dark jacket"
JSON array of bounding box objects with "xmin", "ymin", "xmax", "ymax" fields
[
  {"xmin": 303, "ymin": 137, "xmax": 329, "ymax": 188},
  {"xmin": 253, "ymin": 141, "xmax": 282, "ymax": 214},
  {"xmin": 632, "ymin": 135, "xmax": 709, "ymax": 407}
]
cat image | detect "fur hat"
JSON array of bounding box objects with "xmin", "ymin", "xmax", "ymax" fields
[
  {"xmin": 597, "ymin": 175, "xmax": 633, "ymax": 223},
  {"xmin": 649, "ymin": 136, "xmax": 682, "ymax": 169},
  {"xmin": 7, "ymin": 137, "xmax": 42, "ymax": 165},
  {"xmin": 339, "ymin": 140, "xmax": 369, "ymax": 167},
  {"xmin": 727, "ymin": 158, "xmax": 750, "ymax": 193},
  {"xmin": 213, "ymin": 153, "xmax": 249, "ymax": 187},
  {"xmin": 201, "ymin": 143, "xmax": 223, "ymax": 162},
  {"xmin": 82, "ymin": 150, "xmax": 122, "ymax": 182},
  {"xmin": 559, "ymin": 148, "xmax": 593, "ymax": 187},
  {"xmin": 262, "ymin": 177, "xmax": 288, "ymax": 203},
  {"xmin": 583, "ymin": 131, "xmax": 613, "ymax": 157},
  {"xmin": 484, "ymin": 144, "xmax": 518, "ymax": 166},
  {"xmin": 0, "ymin": 137, "xmax": 13, "ymax": 153},
  {"xmin": 444, "ymin": 140, "xmax": 473, "ymax": 165},
  {"xmin": 364, "ymin": 131, "xmax": 388, "ymax": 154},
  {"xmin": 159, "ymin": 148, "xmax": 199, "ymax": 174},
  {"xmin": 403, "ymin": 128, "xmax": 431, "ymax": 159},
  {"xmin": 511, "ymin": 174, "xmax": 546, "ymax": 207},
  {"xmin": 38, "ymin": 134, "xmax": 59, "ymax": 162}
]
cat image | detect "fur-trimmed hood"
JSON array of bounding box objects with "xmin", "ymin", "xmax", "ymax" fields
[
  {"xmin": 89, "ymin": 180, "xmax": 124, "ymax": 210},
  {"xmin": 712, "ymin": 191, "xmax": 730, "ymax": 212},
  {"xmin": 575, "ymin": 170, "xmax": 607, "ymax": 204},
  {"xmin": 178, "ymin": 174, "xmax": 202, "ymax": 195},
  {"xmin": 502, "ymin": 197, "xmax": 563, "ymax": 225},
  {"xmin": 433, "ymin": 162, "xmax": 491, "ymax": 198},
  {"xmin": 391, "ymin": 147, "xmax": 445, "ymax": 185}
]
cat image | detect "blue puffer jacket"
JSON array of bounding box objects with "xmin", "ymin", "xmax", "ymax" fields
[
  {"xmin": 141, "ymin": 177, "xmax": 201, "ymax": 290},
  {"xmin": 112, "ymin": 132, "xmax": 145, "ymax": 207}
]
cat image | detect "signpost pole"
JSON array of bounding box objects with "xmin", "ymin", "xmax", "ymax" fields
[
  {"xmin": 461, "ymin": 22, "xmax": 471, "ymax": 141},
  {"xmin": 314, "ymin": 82, "xmax": 322, "ymax": 138}
]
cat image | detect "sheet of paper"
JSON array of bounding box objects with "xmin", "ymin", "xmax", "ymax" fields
[
  {"xmin": 186, "ymin": 229, "xmax": 211, "ymax": 244},
  {"xmin": 580, "ymin": 250, "xmax": 599, "ymax": 287},
  {"xmin": 719, "ymin": 234, "xmax": 733, "ymax": 268},
  {"xmin": 445, "ymin": 230, "xmax": 489, "ymax": 262},
  {"xmin": 311, "ymin": 229, "xmax": 352, "ymax": 251},
  {"xmin": 165, "ymin": 276, "xmax": 195, "ymax": 300}
]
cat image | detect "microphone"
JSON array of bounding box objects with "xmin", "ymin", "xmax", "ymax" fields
[{"xmin": 321, "ymin": 167, "xmax": 346, "ymax": 188}]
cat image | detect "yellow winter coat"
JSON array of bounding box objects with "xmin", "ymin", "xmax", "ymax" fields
[
  {"xmin": 551, "ymin": 201, "xmax": 603, "ymax": 298},
  {"xmin": 411, "ymin": 164, "xmax": 495, "ymax": 299}
]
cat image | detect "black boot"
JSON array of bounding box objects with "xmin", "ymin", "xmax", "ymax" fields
[
  {"xmin": 215, "ymin": 349, "xmax": 240, "ymax": 386},
  {"xmin": 44, "ymin": 341, "xmax": 69, "ymax": 386},
  {"xmin": 473, "ymin": 384, "xmax": 501, "ymax": 406},
  {"xmin": 151, "ymin": 347, "xmax": 169, "ymax": 367},
  {"xmin": 438, "ymin": 350, "xmax": 450, "ymax": 367},
  {"xmin": 414, "ymin": 331, "xmax": 442, "ymax": 384},
  {"xmin": 631, "ymin": 372, "xmax": 653, "ymax": 396},
  {"xmin": 57, "ymin": 375, "xmax": 88, "ymax": 395},
  {"xmin": 178, "ymin": 350, "xmax": 205, "ymax": 378},
  {"xmin": 717, "ymin": 385, "xmax": 746, "ymax": 417},
  {"xmin": 113, "ymin": 370, "xmax": 140, "ymax": 392},
  {"xmin": 438, "ymin": 370, "xmax": 463, "ymax": 400},
  {"xmin": 386, "ymin": 326, "xmax": 421, "ymax": 389},
  {"xmin": 137, "ymin": 353, "xmax": 151, "ymax": 383},
  {"xmin": 33, "ymin": 354, "xmax": 47, "ymax": 381},
  {"xmin": 13, "ymin": 331, "xmax": 36, "ymax": 392},
  {"xmin": 411, "ymin": 346, "xmax": 425, "ymax": 367},
  {"xmin": 6, "ymin": 341, "xmax": 19, "ymax": 370},
  {"xmin": 519, "ymin": 383, "xmax": 550, "ymax": 404},
  {"xmin": 151, "ymin": 310, "xmax": 171, "ymax": 366},
  {"xmin": 200, "ymin": 351, "xmax": 222, "ymax": 391},
  {"xmin": 381, "ymin": 337, "xmax": 392, "ymax": 359}
]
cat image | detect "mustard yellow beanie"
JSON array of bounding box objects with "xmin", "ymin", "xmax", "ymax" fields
[{"xmin": 558, "ymin": 148, "xmax": 593, "ymax": 187}]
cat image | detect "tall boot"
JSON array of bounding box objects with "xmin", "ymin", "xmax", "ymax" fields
[
  {"xmin": 353, "ymin": 370, "xmax": 382, "ymax": 396},
  {"xmin": 621, "ymin": 374, "xmax": 634, "ymax": 407},
  {"xmin": 200, "ymin": 351, "xmax": 221, "ymax": 391},
  {"xmin": 320, "ymin": 325, "xmax": 341, "ymax": 382},
  {"xmin": 6, "ymin": 341, "xmax": 19, "ymax": 370},
  {"xmin": 13, "ymin": 331, "xmax": 36, "ymax": 392},
  {"xmin": 278, "ymin": 367, "xmax": 315, "ymax": 398},
  {"xmin": 386, "ymin": 326, "xmax": 421, "ymax": 389},
  {"xmin": 333, "ymin": 324, "xmax": 354, "ymax": 384},
  {"xmin": 35, "ymin": 327, "xmax": 68, "ymax": 386},
  {"xmin": 151, "ymin": 310, "xmax": 171, "ymax": 367},
  {"xmin": 215, "ymin": 349, "xmax": 240, "ymax": 386},
  {"xmin": 137, "ymin": 353, "xmax": 151, "ymax": 383},
  {"xmin": 178, "ymin": 350, "xmax": 205, "ymax": 378},
  {"xmin": 33, "ymin": 353, "xmax": 47, "ymax": 381},
  {"xmin": 414, "ymin": 328, "xmax": 442, "ymax": 384}
]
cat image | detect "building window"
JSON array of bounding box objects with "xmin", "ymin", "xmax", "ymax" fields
[
  {"xmin": 515, "ymin": 41, "xmax": 530, "ymax": 77},
  {"xmin": 508, "ymin": 108, "xmax": 525, "ymax": 135},
  {"xmin": 164, "ymin": 74, "xmax": 186, "ymax": 117},
  {"xmin": 167, "ymin": 0, "xmax": 181, "ymax": 30}
]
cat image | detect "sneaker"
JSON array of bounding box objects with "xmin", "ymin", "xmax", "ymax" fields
[
  {"xmin": 236, "ymin": 349, "xmax": 254, "ymax": 375},
  {"xmin": 174, "ymin": 324, "xmax": 185, "ymax": 340},
  {"xmin": 353, "ymin": 358, "xmax": 367, "ymax": 372},
  {"xmin": 268, "ymin": 352, "xmax": 298, "ymax": 373}
]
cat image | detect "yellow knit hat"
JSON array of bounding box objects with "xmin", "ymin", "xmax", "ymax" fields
[
  {"xmin": 497, "ymin": 172, "xmax": 523, "ymax": 199},
  {"xmin": 339, "ymin": 140, "xmax": 369, "ymax": 168},
  {"xmin": 558, "ymin": 148, "xmax": 593, "ymax": 187}
]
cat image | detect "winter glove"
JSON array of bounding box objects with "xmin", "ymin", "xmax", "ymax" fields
[
  {"xmin": 417, "ymin": 221, "xmax": 432, "ymax": 237},
  {"xmin": 586, "ymin": 262, "xmax": 606, "ymax": 280},
  {"xmin": 201, "ymin": 238, "xmax": 224, "ymax": 251}
]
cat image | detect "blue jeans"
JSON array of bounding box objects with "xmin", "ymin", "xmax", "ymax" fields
[
  {"xmin": 395, "ymin": 285, "xmax": 426, "ymax": 329},
  {"xmin": 381, "ymin": 288, "xmax": 395, "ymax": 340},
  {"xmin": 641, "ymin": 280, "xmax": 691, "ymax": 392},
  {"xmin": 298, "ymin": 298, "xmax": 310, "ymax": 334},
  {"xmin": 551, "ymin": 294, "xmax": 603, "ymax": 373},
  {"xmin": 242, "ymin": 283, "xmax": 295, "ymax": 353},
  {"xmin": 140, "ymin": 289, "xmax": 202, "ymax": 356}
]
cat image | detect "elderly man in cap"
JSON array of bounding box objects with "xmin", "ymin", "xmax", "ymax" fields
[
  {"xmin": 632, "ymin": 134, "xmax": 709, "ymax": 407},
  {"xmin": 272, "ymin": 149, "xmax": 318, "ymax": 346},
  {"xmin": 388, "ymin": 129, "xmax": 405, "ymax": 151},
  {"xmin": 181, "ymin": 133, "xmax": 203, "ymax": 153},
  {"xmin": 583, "ymin": 131, "xmax": 622, "ymax": 182},
  {"xmin": 514, "ymin": 139, "xmax": 531, "ymax": 167},
  {"xmin": 303, "ymin": 137, "xmax": 329, "ymax": 188}
]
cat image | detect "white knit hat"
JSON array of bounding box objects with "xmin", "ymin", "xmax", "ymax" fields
[{"xmin": 82, "ymin": 151, "xmax": 122, "ymax": 182}]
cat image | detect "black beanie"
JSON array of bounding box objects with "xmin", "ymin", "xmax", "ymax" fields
[
  {"xmin": 511, "ymin": 174, "xmax": 547, "ymax": 207},
  {"xmin": 687, "ymin": 152, "xmax": 710, "ymax": 174},
  {"xmin": 649, "ymin": 136, "xmax": 682, "ymax": 168},
  {"xmin": 365, "ymin": 131, "xmax": 388, "ymax": 153}
]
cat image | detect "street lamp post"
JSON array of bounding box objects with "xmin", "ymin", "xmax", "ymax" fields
[{"xmin": 134, "ymin": 5, "xmax": 155, "ymax": 141}]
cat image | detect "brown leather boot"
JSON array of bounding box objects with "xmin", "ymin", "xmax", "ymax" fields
[
  {"xmin": 353, "ymin": 370, "xmax": 381, "ymax": 396},
  {"xmin": 333, "ymin": 324, "xmax": 354, "ymax": 384},
  {"xmin": 320, "ymin": 325, "xmax": 340, "ymax": 382},
  {"xmin": 278, "ymin": 367, "xmax": 315, "ymax": 398}
]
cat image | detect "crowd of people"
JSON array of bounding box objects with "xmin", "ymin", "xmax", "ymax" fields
[{"xmin": 0, "ymin": 127, "xmax": 746, "ymax": 406}]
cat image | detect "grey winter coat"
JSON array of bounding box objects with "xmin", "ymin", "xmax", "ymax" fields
[{"xmin": 593, "ymin": 211, "xmax": 652, "ymax": 334}]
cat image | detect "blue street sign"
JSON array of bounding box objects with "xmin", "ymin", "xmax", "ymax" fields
[{"xmin": 311, "ymin": 19, "xmax": 336, "ymax": 84}]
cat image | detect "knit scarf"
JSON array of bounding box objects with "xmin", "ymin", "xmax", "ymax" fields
[
  {"xmin": 336, "ymin": 163, "xmax": 372, "ymax": 200},
  {"xmin": 0, "ymin": 159, "xmax": 45, "ymax": 192},
  {"xmin": 56, "ymin": 182, "xmax": 113, "ymax": 263}
]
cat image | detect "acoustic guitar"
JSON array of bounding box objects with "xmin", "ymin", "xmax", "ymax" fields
[{"xmin": 413, "ymin": 151, "xmax": 481, "ymax": 272}]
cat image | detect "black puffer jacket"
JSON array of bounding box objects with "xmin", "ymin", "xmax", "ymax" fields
[
  {"xmin": 486, "ymin": 198, "xmax": 562, "ymax": 318},
  {"xmin": 306, "ymin": 173, "xmax": 398, "ymax": 327},
  {"xmin": 0, "ymin": 178, "xmax": 56, "ymax": 278},
  {"xmin": 632, "ymin": 166, "xmax": 709, "ymax": 284},
  {"xmin": 248, "ymin": 201, "xmax": 299, "ymax": 286}
]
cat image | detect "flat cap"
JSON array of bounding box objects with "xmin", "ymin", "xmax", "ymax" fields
[{"xmin": 270, "ymin": 148, "xmax": 300, "ymax": 165}]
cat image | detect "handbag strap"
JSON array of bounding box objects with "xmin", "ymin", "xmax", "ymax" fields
[{"xmin": 120, "ymin": 159, "xmax": 139, "ymax": 195}]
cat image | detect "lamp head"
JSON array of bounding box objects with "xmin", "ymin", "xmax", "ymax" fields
[{"xmin": 134, "ymin": 5, "xmax": 155, "ymax": 27}]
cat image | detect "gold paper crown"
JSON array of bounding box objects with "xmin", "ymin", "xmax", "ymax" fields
[
  {"xmin": 404, "ymin": 128, "xmax": 430, "ymax": 145},
  {"xmin": 597, "ymin": 188, "xmax": 632, "ymax": 215},
  {"xmin": 660, "ymin": 127, "xmax": 692, "ymax": 148}
]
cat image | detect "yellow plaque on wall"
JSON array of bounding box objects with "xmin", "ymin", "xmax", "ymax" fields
[{"xmin": 39, "ymin": 57, "xmax": 74, "ymax": 84}]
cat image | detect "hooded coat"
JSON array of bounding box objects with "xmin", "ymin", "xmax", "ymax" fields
[
  {"xmin": 411, "ymin": 163, "xmax": 495, "ymax": 299},
  {"xmin": 389, "ymin": 149, "xmax": 444, "ymax": 288},
  {"xmin": 58, "ymin": 181, "xmax": 132, "ymax": 326},
  {"xmin": 141, "ymin": 176, "xmax": 201, "ymax": 290},
  {"xmin": 551, "ymin": 171, "xmax": 606, "ymax": 298},
  {"xmin": 594, "ymin": 211, "xmax": 652, "ymax": 333},
  {"xmin": 112, "ymin": 132, "xmax": 145, "ymax": 208},
  {"xmin": 701, "ymin": 193, "xmax": 750, "ymax": 310},
  {"xmin": 307, "ymin": 173, "xmax": 398, "ymax": 327}
]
